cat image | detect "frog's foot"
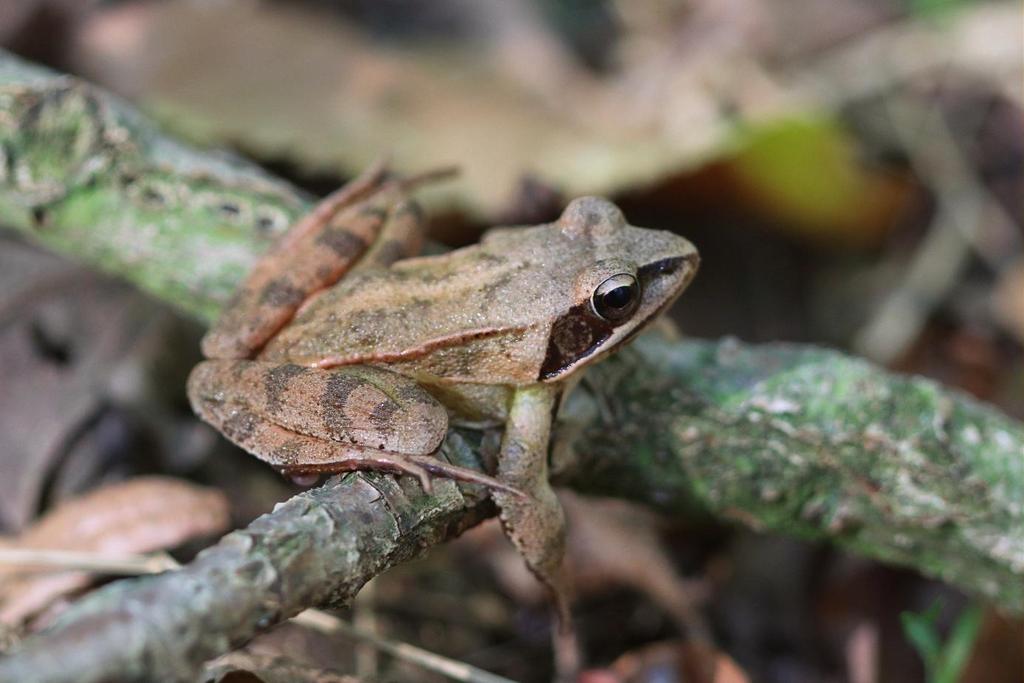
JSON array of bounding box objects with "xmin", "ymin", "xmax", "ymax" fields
[
  {"xmin": 493, "ymin": 480, "xmax": 572, "ymax": 625},
  {"xmin": 188, "ymin": 360, "xmax": 521, "ymax": 496},
  {"xmin": 494, "ymin": 470, "xmax": 577, "ymax": 679}
]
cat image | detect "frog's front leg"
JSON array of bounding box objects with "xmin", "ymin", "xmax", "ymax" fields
[
  {"xmin": 187, "ymin": 360, "xmax": 519, "ymax": 493},
  {"xmin": 492, "ymin": 385, "xmax": 572, "ymax": 626}
]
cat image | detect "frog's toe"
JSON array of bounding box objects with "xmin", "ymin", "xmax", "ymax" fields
[
  {"xmin": 276, "ymin": 450, "xmax": 436, "ymax": 491},
  {"xmin": 288, "ymin": 472, "xmax": 322, "ymax": 487},
  {"xmin": 410, "ymin": 456, "xmax": 526, "ymax": 497},
  {"xmin": 380, "ymin": 456, "xmax": 432, "ymax": 493}
]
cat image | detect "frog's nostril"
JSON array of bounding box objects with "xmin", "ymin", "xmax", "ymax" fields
[{"xmin": 29, "ymin": 318, "xmax": 74, "ymax": 367}]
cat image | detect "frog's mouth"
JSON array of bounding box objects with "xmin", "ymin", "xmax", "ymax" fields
[{"xmin": 538, "ymin": 251, "xmax": 699, "ymax": 381}]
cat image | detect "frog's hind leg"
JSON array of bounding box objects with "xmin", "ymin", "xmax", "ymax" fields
[
  {"xmin": 193, "ymin": 389, "xmax": 432, "ymax": 488},
  {"xmin": 202, "ymin": 161, "xmax": 430, "ymax": 360},
  {"xmin": 349, "ymin": 191, "xmax": 428, "ymax": 273},
  {"xmin": 187, "ymin": 360, "xmax": 518, "ymax": 493}
]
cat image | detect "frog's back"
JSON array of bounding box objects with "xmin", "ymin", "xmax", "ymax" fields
[
  {"xmin": 260, "ymin": 197, "xmax": 699, "ymax": 388},
  {"xmin": 258, "ymin": 228, "xmax": 564, "ymax": 385}
]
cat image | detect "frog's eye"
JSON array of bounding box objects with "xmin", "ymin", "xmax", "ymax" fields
[{"xmin": 591, "ymin": 274, "xmax": 640, "ymax": 322}]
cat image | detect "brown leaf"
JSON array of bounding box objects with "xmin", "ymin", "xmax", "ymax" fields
[
  {"xmin": 69, "ymin": 0, "xmax": 784, "ymax": 216},
  {"xmin": 0, "ymin": 240, "xmax": 106, "ymax": 532},
  {"xmin": 961, "ymin": 610, "xmax": 1024, "ymax": 683},
  {"xmin": 0, "ymin": 476, "xmax": 230, "ymax": 626},
  {"xmin": 994, "ymin": 258, "xmax": 1024, "ymax": 344},
  {"xmin": 202, "ymin": 651, "xmax": 360, "ymax": 683},
  {"xmin": 609, "ymin": 640, "xmax": 750, "ymax": 683},
  {"xmin": 0, "ymin": 620, "xmax": 19, "ymax": 654},
  {"xmin": 461, "ymin": 491, "xmax": 711, "ymax": 636},
  {"xmin": 0, "ymin": 237, "xmax": 207, "ymax": 533}
]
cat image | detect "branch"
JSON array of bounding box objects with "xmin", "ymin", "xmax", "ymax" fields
[
  {"xmin": 568, "ymin": 336, "xmax": 1024, "ymax": 613},
  {"xmin": 0, "ymin": 440, "xmax": 495, "ymax": 682},
  {"xmin": 1, "ymin": 50, "xmax": 1021, "ymax": 682},
  {"xmin": 0, "ymin": 51, "xmax": 309, "ymax": 323}
]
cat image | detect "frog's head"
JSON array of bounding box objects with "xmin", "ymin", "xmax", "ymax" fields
[{"xmin": 538, "ymin": 197, "xmax": 699, "ymax": 381}]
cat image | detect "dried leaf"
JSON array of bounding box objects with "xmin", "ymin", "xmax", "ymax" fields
[
  {"xmin": 0, "ymin": 237, "xmax": 206, "ymax": 533},
  {"xmin": 71, "ymin": 0, "xmax": 789, "ymax": 215},
  {"xmin": 993, "ymin": 258, "xmax": 1024, "ymax": 344},
  {"xmin": 0, "ymin": 476, "xmax": 230, "ymax": 626},
  {"xmin": 0, "ymin": 620, "xmax": 19, "ymax": 654},
  {"xmin": 0, "ymin": 240, "xmax": 105, "ymax": 532},
  {"xmin": 462, "ymin": 491, "xmax": 710, "ymax": 636},
  {"xmin": 202, "ymin": 651, "xmax": 359, "ymax": 683},
  {"xmin": 961, "ymin": 610, "xmax": 1024, "ymax": 683},
  {"xmin": 609, "ymin": 640, "xmax": 750, "ymax": 683}
]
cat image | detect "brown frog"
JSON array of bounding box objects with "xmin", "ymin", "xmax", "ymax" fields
[{"xmin": 188, "ymin": 162, "xmax": 699, "ymax": 633}]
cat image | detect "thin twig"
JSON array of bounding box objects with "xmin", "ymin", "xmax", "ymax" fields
[
  {"xmin": 853, "ymin": 93, "xmax": 1018, "ymax": 362},
  {"xmin": 0, "ymin": 548, "xmax": 179, "ymax": 576},
  {"xmin": 293, "ymin": 609, "xmax": 517, "ymax": 683},
  {"xmin": 351, "ymin": 579, "xmax": 378, "ymax": 679},
  {"xmin": 0, "ymin": 547, "xmax": 513, "ymax": 683},
  {"xmin": 787, "ymin": 4, "xmax": 1022, "ymax": 108}
]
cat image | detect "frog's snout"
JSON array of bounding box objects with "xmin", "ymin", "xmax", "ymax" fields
[{"xmin": 635, "ymin": 245, "xmax": 699, "ymax": 317}]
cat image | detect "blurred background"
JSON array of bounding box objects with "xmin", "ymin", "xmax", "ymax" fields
[{"xmin": 0, "ymin": 1, "xmax": 1021, "ymax": 681}]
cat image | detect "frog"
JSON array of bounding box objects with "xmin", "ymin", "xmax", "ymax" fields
[{"xmin": 187, "ymin": 161, "xmax": 700, "ymax": 634}]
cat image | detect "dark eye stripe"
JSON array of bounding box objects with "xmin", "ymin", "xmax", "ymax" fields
[
  {"xmin": 538, "ymin": 254, "xmax": 694, "ymax": 381},
  {"xmin": 538, "ymin": 303, "xmax": 613, "ymax": 380},
  {"xmin": 637, "ymin": 256, "xmax": 684, "ymax": 280}
]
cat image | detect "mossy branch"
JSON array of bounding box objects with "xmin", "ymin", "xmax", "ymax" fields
[{"xmin": 1, "ymin": 50, "xmax": 1021, "ymax": 683}]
